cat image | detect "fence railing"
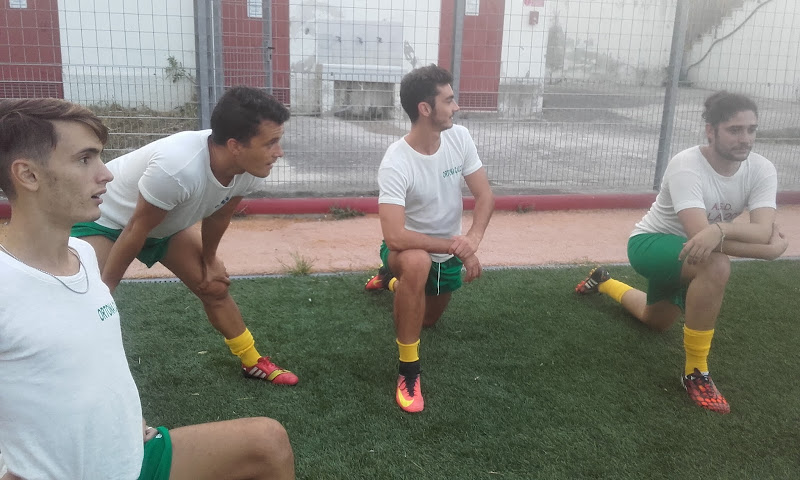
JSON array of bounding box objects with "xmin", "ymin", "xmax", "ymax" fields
[{"xmin": 1, "ymin": 0, "xmax": 798, "ymax": 197}]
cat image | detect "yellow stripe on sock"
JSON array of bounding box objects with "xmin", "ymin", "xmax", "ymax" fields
[
  {"xmin": 397, "ymin": 338, "xmax": 420, "ymax": 363},
  {"xmin": 224, "ymin": 328, "xmax": 262, "ymax": 368},
  {"xmin": 683, "ymin": 326, "xmax": 714, "ymax": 376},
  {"xmin": 597, "ymin": 278, "xmax": 633, "ymax": 303}
]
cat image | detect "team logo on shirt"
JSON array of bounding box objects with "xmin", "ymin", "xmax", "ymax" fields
[
  {"xmin": 708, "ymin": 202, "xmax": 736, "ymax": 222},
  {"xmin": 214, "ymin": 196, "xmax": 231, "ymax": 210},
  {"xmin": 97, "ymin": 302, "xmax": 118, "ymax": 322},
  {"xmin": 442, "ymin": 165, "xmax": 462, "ymax": 178}
]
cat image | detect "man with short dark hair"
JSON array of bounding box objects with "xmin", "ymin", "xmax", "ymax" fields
[
  {"xmin": 0, "ymin": 97, "xmax": 294, "ymax": 480},
  {"xmin": 366, "ymin": 64, "xmax": 495, "ymax": 413},
  {"xmin": 71, "ymin": 86, "xmax": 298, "ymax": 385},
  {"xmin": 576, "ymin": 91, "xmax": 788, "ymax": 414}
]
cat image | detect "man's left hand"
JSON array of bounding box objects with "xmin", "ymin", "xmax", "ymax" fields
[
  {"xmin": 199, "ymin": 255, "xmax": 231, "ymax": 296},
  {"xmin": 449, "ymin": 234, "xmax": 480, "ymax": 260},
  {"xmin": 143, "ymin": 419, "xmax": 158, "ymax": 444}
]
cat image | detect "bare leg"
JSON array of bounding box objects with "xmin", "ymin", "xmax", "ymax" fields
[
  {"xmin": 616, "ymin": 251, "xmax": 730, "ymax": 332},
  {"xmin": 160, "ymin": 228, "xmax": 247, "ymax": 339},
  {"xmin": 423, "ymin": 293, "xmax": 452, "ymax": 328},
  {"xmin": 682, "ymin": 252, "xmax": 730, "ymax": 330},
  {"xmin": 168, "ymin": 418, "xmax": 294, "ymax": 480},
  {"xmin": 388, "ymin": 249, "xmax": 431, "ymax": 344},
  {"xmin": 619, "ymin": 289, "xmax": 682, "ymax": 332}
]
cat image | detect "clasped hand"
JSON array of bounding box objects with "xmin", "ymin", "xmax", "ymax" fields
[
  {"xmin": 198, "ymin": 255, "xmax": 231, "ymax": 296},
  {"xmin": 679, "ymin": 224, "xmax": 724, "ymax": 265}
]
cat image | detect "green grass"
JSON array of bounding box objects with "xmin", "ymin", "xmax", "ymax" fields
[
  {"xmin": 279, "ymin": 251, "xmax": 316, "ymax": 275},
  {"xmin": 117, "ymin": 260, "xmax": 800, "ymax": 479},
  {"xmin": 328, "ymin": 205, "xmax": 367, "ymax": 220}
]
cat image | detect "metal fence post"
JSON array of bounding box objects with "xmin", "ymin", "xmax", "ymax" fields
[
  {"xmin": 653, "ymin": 0, "xmax": 690, "ymax": 190},
  {"xmin": 262, "ymin": 0, "xmax": 273, "ymax": 95},
  {"xmin": 451, "ymin": 0, "xmax": 466, "ymax": 104},
  {"xmin": 212, "ymin": 0, "xmax": 225, "ymax": 102},
  {"xmin": 194, "ymin": 0, "xmax": 212, "ymax": 129}
]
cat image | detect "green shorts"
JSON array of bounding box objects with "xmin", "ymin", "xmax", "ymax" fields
[
  {"xmin": 139, "ymin": 426, "xmax": 172, "ymax": 480},
  {"xmin": 379, "ymin": 241, "xmax": 463, "ymax": 296},
  {"xmin": 71, "ymin": 222, "xmax": 173, "ymax": 268},
  {"xmin": 627, "ymin": 233, "xmax": 688, "ymax": 310}
]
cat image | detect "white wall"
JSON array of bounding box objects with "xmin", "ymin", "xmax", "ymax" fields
[
  {"xmin": 549, "ymin": 0, "xmax": 675, "ymax": 84},
  {"xmin": 288, "ymin": 0, "xmax": 440, "ymax": 114},
  {"xmin": 497, "ymin": 0, "xmax": 549, "ymax": 114},
  {"xmin": 59, "ymin": 0, "xmax": 196, "ymax": 110},
  {"xmin": 685, "ymin": 0, "xmax": 800, "ymax": 101},
  {"xmin": 500, "ymin": 0, "xmax": 548, "ymax": 80}
]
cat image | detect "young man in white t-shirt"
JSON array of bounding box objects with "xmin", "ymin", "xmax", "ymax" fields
[
  {"xmin": 70, "ymin": 86, "xmax": 298, "ymax": 386},
  {"xmin": 0, "ymin": 98, "xmax": 294, "ymax": 479},
  {"xmin": 365, "ymin": 64, "xmax": 495, "ymax": 413},
  {"xmin": 575, "ymin": 91, "xmax": 788, "ymax": 414}
]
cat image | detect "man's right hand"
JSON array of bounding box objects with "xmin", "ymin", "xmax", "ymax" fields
[
  {"xmin": 462, "ymin": 255, "xmax": 483, "ymax": 283},
  {"xmin": 767, "ymin": 223, "xmax": 789, "ymax": 260}
]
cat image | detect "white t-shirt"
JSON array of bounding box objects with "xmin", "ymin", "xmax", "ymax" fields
[
  {"xmin": 632, "ymin": 146, "xmax": 778, "ymax": 237},
  {"xmin": 378, "ymin": 124, "xmax": 483, "ymax": 262},
  {"xmin": 0, "ymin": 238, "xmax": 143, "ymax": 480},
  {"xmin": 98, "ymin": 130, "xmax": 267, "ymax": 239}
]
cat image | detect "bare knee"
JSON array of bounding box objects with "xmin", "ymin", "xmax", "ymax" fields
[
  {"xmin": 422, "ymin": 317, "xmax": 439, "ymax": 328},
  {"xmin": 645, "ymin": 318, "xmax": 675, "ymax": 333},
  {"xmin": 640, "ymin": 302, "xmax": 681, "ymax": 332},
  {"xmin": 394, "ymin": 250, "xmax": 431, "ymax": 288},
  {"xmin": 696, "ymin": 253, "xmax": 731, "ymax": 288},
  {"xmin": 192, "ymin": 281, "xmax": 231, "ymax": 307},
  {"xmin": 244, "ymin": 418, "xmax": 294, "ymax": 479}
]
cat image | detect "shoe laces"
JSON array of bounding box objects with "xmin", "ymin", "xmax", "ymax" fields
[
  {"xmin": 401, "ymin": 374, "xmax": 418, "ymax": 397},
  {"xmin": 258, "ymin": 356, "xmax": 275, "ymax": 369},
  {"xmin": 685, "ymin": 369, "xmax": 715, "ymax": 391}
]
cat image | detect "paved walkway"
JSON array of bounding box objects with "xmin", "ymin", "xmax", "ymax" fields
[{"xmin": 114, "ymin": 205, "xmax": 800, "ymax": 279}]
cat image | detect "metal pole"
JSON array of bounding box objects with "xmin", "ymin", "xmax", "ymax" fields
[
  {"xmin": 262, "ymin": 0, "xmax": 273, "ymax": 95},
  {"xmin": 450, "ymin": 0, "xmax": 466, "ymax": 104},
  {"xmin": 653, "ymin": 0, "xmax": 690, "ymax": 190},
  {"xmin": 211, "ymin": 0, "xmax": 225, "ymax": 103},
  {"xmin": 194, "ymin": 0, "xmax": 211, "ymax": 129}
]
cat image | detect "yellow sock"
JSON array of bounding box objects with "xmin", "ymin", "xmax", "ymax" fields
[
  {"xmin": 598, "ymin": 279, "xmax": 633, "ymax": 303},
  {"xmin": 387, "ymin": 277, "xmax": 397, "ymax": 292},
  {"xmin": 224, "ymin": 328, "xmax": 262, "ymax": 368},
  {"xmin": 397, "ymin": 338, "xmax": 420, "ymax": 363},
  {"xmin": 683, "ymin": 326, "xmax": 714, "ymax": 375}
]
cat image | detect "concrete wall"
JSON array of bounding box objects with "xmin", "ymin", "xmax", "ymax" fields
[
  {"xmin": 685, "ymin": 0, "xmax": 800, "ymax": 101},
  {"xmin": 59, "ymin": 0, "xmax": 196, "ymax": 110},
  {"xmin": 499, "ymin": 0, "xmax": 549, "ymax": 115},
  {"xmin": 288, "ymin": 0, "xmax": 440, "ymax": 115},
  {"xmin": 547, "ymin": 0, "xmax": 675, "ymax": 85}
]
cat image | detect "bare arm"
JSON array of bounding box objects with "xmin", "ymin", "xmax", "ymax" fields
[
  {"xmin": 449, "ymin": 167, "xmax": 495, "ymax": 259},
  {"xmin": 719, "ymin": 207, "xmax": 775, "ymax": 244},
  {"xmin": 678, "ymin": 207, "xmax": 784, "ymax": 263},
  {"xmin": 201, "ymin": 196, "xmax": 243, "ymax": 261},
  {"xmin": 102, "ymin": 194, "xmax": 169, "ymax": 292},
  {"xmin": 379, "ymin": 203, "xmax": 454, "ymax": 254},
  {"xmin": 721, "ymin": 223, "xmax": 788, "ymax": 260},
  {"xmin": 193, "ymin": 197, "xmax": 243, "ymax": 293}
]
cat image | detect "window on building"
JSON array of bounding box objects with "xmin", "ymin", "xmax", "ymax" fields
[
  {"xmin": 9, "ymin": 0, "xmax": 28, "ymax": 9},
  {"xmin": 466, "ymin": 0, "xmax": 480, "ymax": 16}
]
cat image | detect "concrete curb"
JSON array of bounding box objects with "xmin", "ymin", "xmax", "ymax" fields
[{"xmin": 2, "ymin": 192, "xmax": 799, "ymax": 218}]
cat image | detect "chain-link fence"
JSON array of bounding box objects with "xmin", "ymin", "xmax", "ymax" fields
[{"xmin": 2, "ymin": 0, "xmax": 798, "ymax": 197}]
